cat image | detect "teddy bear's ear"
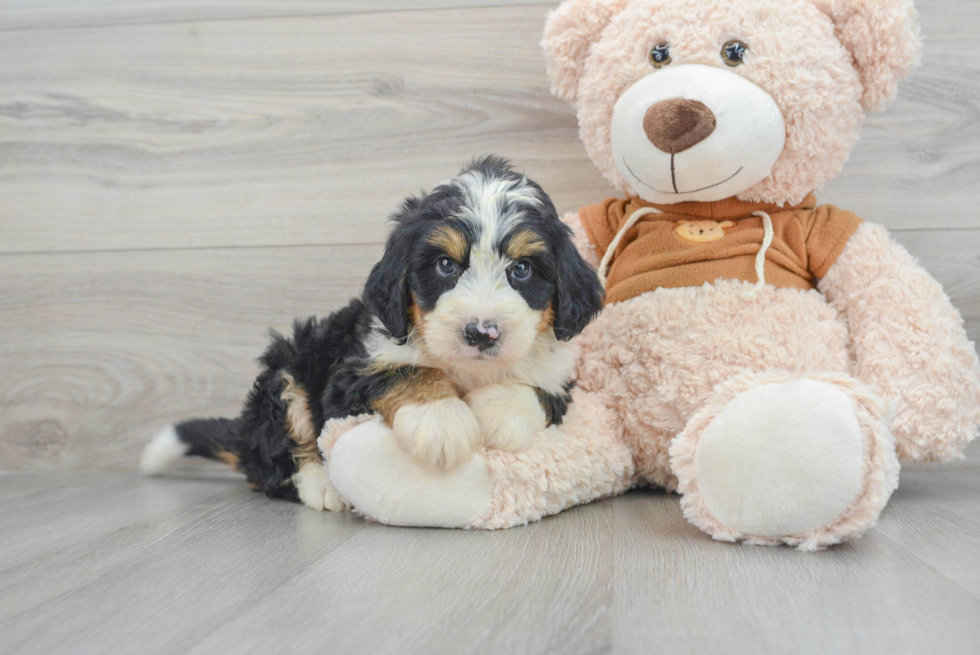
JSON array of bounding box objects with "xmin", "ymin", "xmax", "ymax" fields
[
  {"xmin": 542, "ymin": 0, "xmax": 632, "ymax": 103},
  {"xmin": 811, "ymin": 0, "xmax": 922, "ymax": 112}
]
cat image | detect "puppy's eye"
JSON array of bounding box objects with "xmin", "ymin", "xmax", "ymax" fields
[
  {"xmin": 510, "ymin": 260, "xmax": 532, "ymax": 281},
  {"xmin": 436, "ymin": 257, "xmax": 457, "ymax": 277},
  {"xmin": 649, "ymin": 44, "xmax": 672, "ymax": 68},
  {"xmin": 722, "ymin": 40, "xmax": 748, "ymax": 67}
]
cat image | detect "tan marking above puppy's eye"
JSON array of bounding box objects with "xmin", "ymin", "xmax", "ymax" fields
[
  {"xmin": 427, "ymin": 225, "xmax": 468, "ymax": 263},
  {"xmin": 506, "ymin": 229, "xmax": 547, "ymax": 260},
  {"xmin": 649, "ymin": 43, "xmax": 672, "ymax": 69},
  {"xmin": 722, "ymin": 40, "xmax": 748, "ymax": 67}
]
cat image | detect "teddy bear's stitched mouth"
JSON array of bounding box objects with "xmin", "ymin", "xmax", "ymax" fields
[{"xmin": 623, "ymin": 157, "xmax": 743, "ymax": 195}]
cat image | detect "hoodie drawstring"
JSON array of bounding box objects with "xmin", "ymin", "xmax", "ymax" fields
[
  {"xmin": 598, "ymin": 207, "xmax": 662, "ymax": 288},
  {"xmin": 598, "ymin": 206, "xmax": 775, "ymax": 293},
  {"xmin": 751, "ymin": 210, "xmax": 774, "ymax": 291}
]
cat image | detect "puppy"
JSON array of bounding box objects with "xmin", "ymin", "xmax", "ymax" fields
[{"xmin": 140, "ymin": 157, "xmax": 605, "ymax": 509}]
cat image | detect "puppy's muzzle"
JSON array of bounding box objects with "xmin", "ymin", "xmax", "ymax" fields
[{"xmin": 463, "ymin": 320, "xmax": 499, "ymax": 352}]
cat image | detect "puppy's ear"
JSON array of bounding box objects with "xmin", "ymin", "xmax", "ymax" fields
[
  {"xmin": 363, "ymin": 217, "xmax": 415, "ymax": 343},
  {"xmin": 811, "ymin": 0, "xmax": 921, "ymax": 111},
  {"xmin": 552, "ymin": 224, "xmax": 605, "ymax": 341},
  {"xmin": 542, "ymin": 0, "xmax": 632, "ymax": 103}
]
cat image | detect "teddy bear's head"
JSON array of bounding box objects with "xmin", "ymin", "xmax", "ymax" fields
[{"xmin": 543, "ymin": 0, "xmax": 921, "ymax": 206}]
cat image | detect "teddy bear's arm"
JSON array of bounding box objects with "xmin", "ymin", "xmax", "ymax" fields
[
  {"xmin": 561, "ymin": 210, "xmax": 601, "ymax": 269},
  {"xmin": 322, "ymin": 389, "xmax": 635, "ymax": 529},
  {"xmin": 818, "ymin": 222, "xmax": 980, "ymax": 462}
]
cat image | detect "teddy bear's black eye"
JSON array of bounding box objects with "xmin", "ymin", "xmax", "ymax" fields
[
  {"xmin": 649, "ymin": 44, "xmax": 672, "ymax": 69},
  {"xmin": 722, "ymin": 40, "xmax": 748, "ymax": 67}
]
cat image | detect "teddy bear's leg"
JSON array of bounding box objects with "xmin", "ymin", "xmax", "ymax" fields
[
  {"xmin": 669, "ymin": 371, "xmax": 899, "ymax": 551},
  {"xmin": 321, "ymin": 391, "xmax": 634, "ymax": 529}
]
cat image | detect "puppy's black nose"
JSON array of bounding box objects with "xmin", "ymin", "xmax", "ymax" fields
[{"xmin": 463, "ymin": 321, "xmax": 499, "ymax": 350}]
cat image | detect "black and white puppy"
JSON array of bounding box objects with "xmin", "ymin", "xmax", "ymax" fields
[{"xmin": 141, "ymin": 157, "xmax": 605, "ymax": 509}]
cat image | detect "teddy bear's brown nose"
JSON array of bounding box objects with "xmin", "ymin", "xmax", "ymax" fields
[{"xmin": 644, "ymin": 99, "xmax": 717, "ymax": 154}]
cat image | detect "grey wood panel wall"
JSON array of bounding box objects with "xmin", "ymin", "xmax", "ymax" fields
[
  {"xmin": 1, "ymin": 0, "xmax": 978, "ymax": 470},
  {"xmin": 0, "ymin": 0, "xmax": 550, "ymax": 32}
]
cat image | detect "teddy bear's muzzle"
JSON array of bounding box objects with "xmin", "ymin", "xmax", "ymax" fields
[{"xmin": 610, "ymin": 64, "xmax": 786, "ymax": 204}]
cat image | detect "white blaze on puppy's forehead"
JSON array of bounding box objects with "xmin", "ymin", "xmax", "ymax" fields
[{"xmin": 452, "ymin": 170, "xmax": 544, "ymax": 251}]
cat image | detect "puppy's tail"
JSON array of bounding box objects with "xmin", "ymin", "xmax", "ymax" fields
[{"xmin": 140, "ymin": 418, "xmax": 242, "ymax": 476}]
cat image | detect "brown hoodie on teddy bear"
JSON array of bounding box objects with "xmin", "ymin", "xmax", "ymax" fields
[{"xmin": 580, "ymin": 194, "xmax": 862, "ymax": 303}]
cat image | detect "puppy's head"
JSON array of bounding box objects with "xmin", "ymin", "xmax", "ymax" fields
[{"xmin": 364, "ymin": 156, "xmax": 604, "ymax": 369}]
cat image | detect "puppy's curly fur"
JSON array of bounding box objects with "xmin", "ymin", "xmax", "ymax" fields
[{"xmin": 141, "ymin": 157, "xmax": 604, "ymax": 507}]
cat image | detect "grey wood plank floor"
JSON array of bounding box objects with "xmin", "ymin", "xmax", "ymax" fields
[{"xmin": 1, "ymin": 467, "xmax": 979, "ymax": 655}]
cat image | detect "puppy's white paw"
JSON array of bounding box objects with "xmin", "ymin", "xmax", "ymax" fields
[
  {"xmin": 393, "ymin": 398, "xmax": 481, "ymax": 470},
  {"xmin": 292, "ymin": 461, "xmax": 350, "ymax": 512},
  {"xmin": 322, "ymin": 484, "xmax": 351, "ymax": 513},
  {"xmin": 466, "ymin": 384, "xmax": 546, "ymax": 453}
]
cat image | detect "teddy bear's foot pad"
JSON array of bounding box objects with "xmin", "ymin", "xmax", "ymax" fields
[
  {"xmin": 329, "ymin": 418, "xmax": 493, "ymax": 528},
  {"xmin": 693, "ymin": 379, "xmax": 865, "ymax": 537}
]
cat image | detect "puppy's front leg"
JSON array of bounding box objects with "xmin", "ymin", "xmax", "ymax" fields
[
  {"xmin": 465, "ymin": 384, "xmax": 549, "ymax": 453},
  {"xmin": 373, "ymin": 367, "xmax": 481, "ymax": 470}
]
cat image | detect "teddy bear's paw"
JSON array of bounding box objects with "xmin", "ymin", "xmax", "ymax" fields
[
  {"xmin": 329, "ymin": 417, "xmax": 494, "ymax": 528},
  {"xmin": 465, "ymin": 384, "xmax": 547, "ymax": 453},
  {"xmin": 292, "ymin": 461, "xmax": 350, "ymax": 512},
  {"xmin": 392, "ymin": 397, "xmax": 482, "ymax": 470},
  {"xmin": 686, "ymin": 378, "xmax": 869, "ymax": 538}
]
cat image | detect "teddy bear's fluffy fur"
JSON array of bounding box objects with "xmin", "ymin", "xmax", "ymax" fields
[{"xmin": 321, "ymin": 0, "xmax": 980, "ymax": 550}]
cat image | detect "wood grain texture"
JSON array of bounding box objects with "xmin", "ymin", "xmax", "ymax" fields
[
  {"xmin": 1, "ymin": 0, "xmax": 979, "ymax": 256},
  {"xmin": 0, "ymin": 0, "xmax": 551, "ymax": 32},
  {"xmin": 873, "ymin": 468, "xmax": 980, "ymax": 597},
  {"xmin": 0, "ymin": 4, "xmax": 590, "ymax": 254},
  {"xmin": 1, "ymin": 470, "xmax": 978, "ymax": 655},
  {"xmin": 608, "ymin": 483, "xmax": 980, "ymax": 655},
  {"xmin": 0, "ymin": 245, "xmax": 376, "ymax": 470}
]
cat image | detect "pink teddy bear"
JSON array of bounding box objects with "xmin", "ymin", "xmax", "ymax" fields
[{"xmin": 322, "ymin": 0, "xmax": 980, "ymax": 549}]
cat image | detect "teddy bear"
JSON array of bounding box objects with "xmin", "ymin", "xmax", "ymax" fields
[{"xmin": 319, "ymin": 0, "xmax": 980, "ymax": 549}]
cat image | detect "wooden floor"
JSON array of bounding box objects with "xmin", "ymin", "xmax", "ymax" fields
[{"xmin": 1, "ymin": 463, "xmax": 979, "ymax": 655}]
